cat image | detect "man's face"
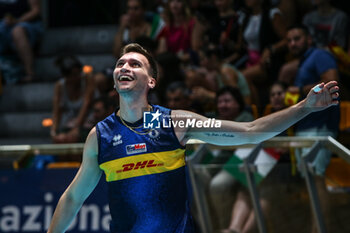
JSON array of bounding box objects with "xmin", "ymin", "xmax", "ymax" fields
[
  {"xmin": 217, "ymin": 92, "xmax": 240, "ymax": 120},
  {"xmin": 287, "ymin": 28, "xmax": 309, "ymax": 57},
  {"xmin": 113, "ymin": 52, "xmax": 155, "ymax": 94}
]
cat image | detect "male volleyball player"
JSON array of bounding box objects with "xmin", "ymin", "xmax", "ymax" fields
[{"xmin": 47, "ymin": 43, "xmax": 339, "ymax": 233}]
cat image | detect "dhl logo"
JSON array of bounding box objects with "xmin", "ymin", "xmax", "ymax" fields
[
  {"xmin": 99, "ymin": 148, "xmax": 186, "ymax": 182},
  {"xmin": 116, "ymin": 160, "xmax": 164, "ymax": 173}
]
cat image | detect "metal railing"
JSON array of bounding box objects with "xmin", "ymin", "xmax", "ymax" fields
[{"xmin": 186, "ymin": 136, "xmax": 350, "ymax": 233}]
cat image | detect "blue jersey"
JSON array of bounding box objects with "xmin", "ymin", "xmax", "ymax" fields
[
  {"xmin": 96, "ymin": 105, "xmax": 195, "ymax": 233},
  {"xmin": 294, "ymin": 47, "xmax": 337, "ymax": 88}
]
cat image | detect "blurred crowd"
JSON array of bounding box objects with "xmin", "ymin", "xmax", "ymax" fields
[
  {"xmin": 43, "ymin": 0, "xmax": 349, "ymax": 144},
  {"xmin": 0, "ymin": 0, "xmax": 349, "ymax": 137},
  {"xmin": 1, "ymin": 0, "xmax": 350, "ymax": 232}
]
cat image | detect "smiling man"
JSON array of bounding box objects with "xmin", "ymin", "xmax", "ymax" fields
[{"xmin": 47, "ymin": 43, "xmax": 339, "ymax": 233}]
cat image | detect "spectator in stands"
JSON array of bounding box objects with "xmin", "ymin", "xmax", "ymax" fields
[
  {"xmin": 113, "ymin": 0, "xmax": 152, "ymax": 58},
  {"xmin": 157, "ymin": 0, "xmax": 197, "ymax": 64},
  {"xmin": 238, "ymin": 0, "xmax": 288, "ymax": 67},
  {"xmin": 233, "ymin": 0, "xmax": 288, "ymax": 106},
  {"xmin": 286, "ymin": 24, "xmax": 339, "ymax": 233},
  {"xmin": 94, "ymin": 66, "xmax": 116, "ymax": 98},
  {"xmin": 154, "ymin": 51, "xmax": 185, "ymax": 105},
  {"xmin": 75, "ymin": 96, "xmax": 116, "ymax": 142},
  {"xmin": 189, "ymin": 46, "xmax": 252, "ymax": 111},
  {"xmin": 51, "ymin": 55, "xmax": 96, "ymax": 143},
  {"xmin": 303, "ymin": 0, "xmax": 349, "ymax": 50},
  {"xmin": 214, "ymin": 0, "xmax": 241, "ymax": 46},
  {"xmin": 192, "ymin": 0, "xmax": 244, "ymax": 63},
  {"xmin": 91, "ymin": 96, "xmax": 115, "ymax": 124},
  {"xmin": 216, "ymin": 86, "xmax": 254, "ymax": 122},
  {"xmin": 279, "ymin": 0, "xmax": 350, "ymax": 86},
  {"xmin": 220, "ymin": 82, "xmax": 296, "ymax": 233},
  {"xmin": 264, "ymin": 81, "xmax": 287, "ymax": 114},
  {"xmin": 165, "ymin": 81, "xmax": 192, "ymax": 110},
  {"xmin": 0, "ymin": 0, "xmax": 43, "ymax": 83},
  {"xmin": 263, "ymin": 81, "xmax": 293, "ymax": 167},
  {"xmin": 209, "ymin": 86, "xmax": 254, "ymax": 231},
  {"xmin": 277, "ymin": 56, "xmax": 299, "ymax": 86}
]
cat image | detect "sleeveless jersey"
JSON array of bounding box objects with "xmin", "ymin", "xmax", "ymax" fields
[{"xmin": 96, "ymin": 105, "xmax": 195, "ymax": 233}]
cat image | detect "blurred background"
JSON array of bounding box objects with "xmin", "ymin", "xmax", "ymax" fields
[{"xmin": 0, "ymin": 0, "xmax": 350, "ymax": 232}]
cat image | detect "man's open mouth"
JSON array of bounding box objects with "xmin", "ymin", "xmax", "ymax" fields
[{"xmin": 118, "ymin": 75, "xmax": 134, "ymax": 81}]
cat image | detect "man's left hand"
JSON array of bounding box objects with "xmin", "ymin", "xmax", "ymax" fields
[{"xmin": 304, "ymin": 81, "xmax": 339, "ymax": 112}]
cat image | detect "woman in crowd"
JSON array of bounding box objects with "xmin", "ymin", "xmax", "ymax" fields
[
  {"xmin": 237, "ymin": 0, "xmax": 288, "ymax": 106},
  {"xmin": 113, "ymin": 0, "xmax": 152, "ymax": 57},
  {"xmin": 157, "ymin": 0, "xmax": 196, "ymax": 63},
  {"xmin": 51, "ymin": 55, "xmax": 95, "ymax": 143}
]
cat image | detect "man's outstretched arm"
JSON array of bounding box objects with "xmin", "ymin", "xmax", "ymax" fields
[
  {"xmin": 174, "ymin": 81, "xmax": 339, "ymax": 146},
  {"xmin": 47, "ymin": 128, "xmax": 102, "ymax": 233}
]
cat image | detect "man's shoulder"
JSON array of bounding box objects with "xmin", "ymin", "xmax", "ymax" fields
[
  {"xmin": 99, "ymin": 112, "xmax": 116, "ymax": 124},
  {"xmin": 306, "ymin": 48, "xmax": 335, "ymax": 61},
  {"xmin": 96, "ymin": 112, "xmax": 117, "ymax": 132},
  {"xmin": 302, "ymin": 48, "xmax": 338, "ymax": 75}
]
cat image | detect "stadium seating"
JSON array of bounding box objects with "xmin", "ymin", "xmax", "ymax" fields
[{"xmin": 0, "ymin": 26, "xmax": 117, "ymax": 145}]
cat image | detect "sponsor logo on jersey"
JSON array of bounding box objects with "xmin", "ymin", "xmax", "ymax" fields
[
  {"xmin": 126, "ymin": 143, "xmax": 147, "ymax": 155},
  {"xmin": 116, "ymin": 160, "xmax": 164, "ymax": 173},
  {"xmin": 100, "ymin": 148, "xmax": 186, "ymax": 181},
  {"xmin": 112, "ymin": 134, "xmax": 123, "ymax": 146}
]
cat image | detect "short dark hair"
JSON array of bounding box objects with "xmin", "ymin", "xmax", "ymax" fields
[
  {"xmin": 120, "ymin": 43, "xmax": 158, "ymax": 80},
  {"xmin": 287, "ymin": 24, "xmax": 310, "ymax": 36},
  {"xmin": 216, "ymin": 86, "xmax": 245, "ymax": 113}
]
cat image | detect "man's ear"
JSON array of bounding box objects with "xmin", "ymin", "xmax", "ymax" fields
[{"xmin": 148, "ymin": 77, "xmax": 156, "ymax": 89}]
